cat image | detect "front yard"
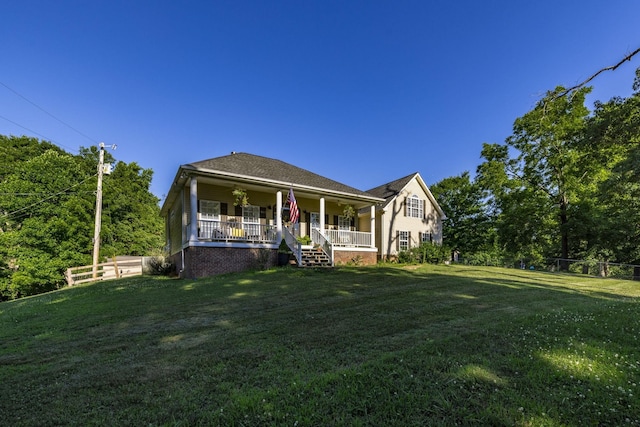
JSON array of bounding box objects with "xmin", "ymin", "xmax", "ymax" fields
[{"xmin": 1, "ymin": 264, "xmax": 640, "ymax": 425}]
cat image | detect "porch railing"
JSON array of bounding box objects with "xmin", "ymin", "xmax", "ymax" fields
[
  {"xmin": 197, "ymin": 220, "xmax": 277, "ymax": 243},
  {"xmin": 324, "ymin": 229, "xmax": 372, "ymax": 247}
]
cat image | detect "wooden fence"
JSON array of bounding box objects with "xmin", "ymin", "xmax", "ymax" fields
[{"xmin": 65, "ymin": 257, "xmax": 143, "ymax": 286}]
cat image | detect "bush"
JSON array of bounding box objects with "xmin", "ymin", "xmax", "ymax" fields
[
  {"xmin": 296, "ymin": 235, "xmax": 312, "ymax": 245},
  {"xmin": 461, "ymin": 251, "xmax": 503, "ymax": 266},
  {"xmin": 398, "ymin": 242, "xmax": 450, "ymax": 264},
  {"xmin": 146, "ymin": 256, "xmax": 174, "ymax": 276}
]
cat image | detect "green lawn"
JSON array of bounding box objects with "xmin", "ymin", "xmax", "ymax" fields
[{"xmin": 2, "ymin": 264, "xmax": 640, "ymax": 426}]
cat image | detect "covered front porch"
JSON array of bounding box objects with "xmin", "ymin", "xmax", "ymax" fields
[{"xmin": 180, "ymin": 175, "xmax": 381, "ymax": 266}]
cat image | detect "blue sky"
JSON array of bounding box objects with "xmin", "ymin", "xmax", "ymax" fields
[{"xmin": 1, "ymin": 1, "xmax": 639, "ymax": 201}]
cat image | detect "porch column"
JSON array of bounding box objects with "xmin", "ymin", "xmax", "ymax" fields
[
  {"xmin": 319, "ymin": 197, "xmax": 325, "ymax": 232},
  {"xmin": 370, "ymin": 205, "xmax": 376, "ymax": 248},
  {"xmin": 189, "ymin": 177, "xmax": 198, "ymax": 243},
  {"xmin": 276, "ymin": 190, "xmax": 282, "ymax": 242}
]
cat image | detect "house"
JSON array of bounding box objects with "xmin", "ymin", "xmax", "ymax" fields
[
  {"xmin": 160, "ymin": 152, "xmax": 384, "ymax": 278},
  {"xmin": 363, "ymin": 172, "xmax": 446, "ymax": 260}
]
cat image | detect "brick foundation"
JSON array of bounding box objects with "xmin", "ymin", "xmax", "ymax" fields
[
  {"xmin": 172, "ymin": 246, "xmax": 278, "ymax": 278},
  {"xmin": 169, "ymin": 246, "xmax": 377, "ymax": 278}
]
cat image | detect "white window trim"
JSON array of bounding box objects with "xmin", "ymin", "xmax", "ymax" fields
[
  {"xmin": 338, "ymin": 215, "xmax": 351, "ymax": 231},
  {"xmin": 407, "ymin": 195, "xmax": 423, "ymax": 218},
  {"xmin": 242, "ymin": 205, "xmax": 260, "ymax": 224},
  {"xmin": 199, "ymin": 200, "xmax": 220, "ymax": 221},
  {"xmin": 399, "ymin": 230, "xmax": 409, "ymax": 251}
]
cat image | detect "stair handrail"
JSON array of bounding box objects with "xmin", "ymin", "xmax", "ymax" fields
[
  {"xmin": 311, "ymin": 228, "xmax": 334, "ymax": 266},
  {"xmin": 283, "ymin": 226, "xmax": 302, "ymax": 266}
]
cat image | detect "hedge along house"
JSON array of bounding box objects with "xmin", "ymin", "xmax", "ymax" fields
[
  {"xmin": 160, "ymin": 152, "xmax": 385, "ymax": 278},
  {"xmin": 363, "ymin": 172, "xmax": 446, "ymax": 261}
]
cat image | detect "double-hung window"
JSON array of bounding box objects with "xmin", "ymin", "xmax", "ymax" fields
[
  {"xmin": 199, "ymin": 200, "xmax": 220, "ymax": 221},
  {"xmin": 199, "ymin": 200, "xmax": 220, "ymax": 238},
  {"xmin": 399, "ymin": 231, "xmax": 409, "ymax": 251},
  {"xmin": 406, "ymin": 195, "xmax": 423, "ymax": 218},
  {"xmin": 243, "ymin": 205, "xmax": 260, "ymax": 236},
  {"xmin": 337, "ymin": 215, "xmax": 351, "ymax": 231}
]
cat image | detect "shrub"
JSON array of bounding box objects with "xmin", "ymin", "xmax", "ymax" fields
[
  {"xmin": 146, "ymin": 256, "xmax": 174, "ymax": 276},
  {"xmin": 398, "ymin": 242, "xmax": 450, "ymax": 264},
  {"xmin": 296, "ymin": 235, "xmax": 312, "ymax": 245}
]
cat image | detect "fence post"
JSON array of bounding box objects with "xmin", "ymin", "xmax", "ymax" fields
[
  {"xmin": 65, "ymin": 268, "xmax": 74, "ymax": 286},
  {"xmin": 113, "ymin": 257, "xmax": 120, "ymax": 279}
]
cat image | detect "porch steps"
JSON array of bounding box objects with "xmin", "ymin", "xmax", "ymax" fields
[{"xmin": 299, "ymin": 247, "xmax": 332, "ymax": 268}]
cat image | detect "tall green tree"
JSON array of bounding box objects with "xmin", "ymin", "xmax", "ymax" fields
[
  {"xmin": 430, "ymin": 172, "xmax": 496, "ymax": 257},
  {"xmin": 584, "ymin": 75, "xmax": 640, "ymax": 263},
  {"xmin": 477, "ymin": 87, "xmax": 601, "ymax": 268}
]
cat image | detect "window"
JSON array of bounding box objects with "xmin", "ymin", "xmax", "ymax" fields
[
  {"xmin": 406, "ymin": 195, "xmax": 423, "ymax": 218},
  {"xmin": 242, "ymin": 205, "xmax": 260, "ymax": 224},
  {"xmin": 243, "ymin": 205, "xmax": 260, "ymax": 236},
  {"xmin": 421, "ymin": 232, "xmax": 431, "ymax": 244},
  {"xmin": 199, "ymin": 200, "xmax": 220, "ymax": 220},
  {"xmin": 399, "ymin": 231, "xmax": 409, "ymax": 251},
  {"xmin": 338, "ymin": 215, "xmax": 351, "ymax": 231}
]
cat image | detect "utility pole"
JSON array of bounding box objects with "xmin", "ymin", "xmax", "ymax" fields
[{"xmin": 92, "ymin": 143, "xmax": 105, "ymax": 279}]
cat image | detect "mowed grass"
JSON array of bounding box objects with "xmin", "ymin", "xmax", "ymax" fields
[{"xmin": 2, "ymin": 265, "xmax": 640, "ymax": 426}]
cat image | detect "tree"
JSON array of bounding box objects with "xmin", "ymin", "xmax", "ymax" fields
[
  {"xmin": 584, "ymin": 79, "xmax": 640, "ymax": 263},
  {"xmin": 430, "ymin": 172, "xmax": 496, "ymax": 258},
  {"xmin": 0, "ymin": 148, "xmax": 93, "ymax": 297},
  {"xmin": 0, "ymin": 135, "xmax": 164, "ymax": 299},
  {"xmin": 476, "ymin": 87, "xmax": 603, "ymax": 269}
]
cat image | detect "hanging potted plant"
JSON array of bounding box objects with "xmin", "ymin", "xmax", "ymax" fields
[
  {"xmin": 342, "ymin": 204, "xmax": 355, "ymax": 220},
  {"xmin": 232, "ymin": 188, "xmax": 249, "ymax": 207}
]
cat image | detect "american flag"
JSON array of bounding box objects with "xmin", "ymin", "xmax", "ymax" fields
[{"xmin": 287, "ymin": 187, "xmax": 300, "ymax": 224}]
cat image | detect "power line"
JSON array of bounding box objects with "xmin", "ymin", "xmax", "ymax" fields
[
  {"xmin": 0, "ymin": 174, "xmax": 97, "ymax": 221},
  {"xmin": 0, "ymin": 80, "xmax": 99, "ymax": 145},
  {"xmin": 0, "ymin": 191, "xmax": 95, "ymax": 196},
  {"xmin": 0, "ymin": 113, "xmax": 78, "ymax": 153}
]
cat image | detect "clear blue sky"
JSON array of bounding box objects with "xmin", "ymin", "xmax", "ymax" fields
[{"xmin": 1, "ymin": 1, "xmax": 639, "ymax": 201}]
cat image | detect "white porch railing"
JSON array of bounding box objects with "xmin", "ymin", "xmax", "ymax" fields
[
  {"xmin": 323, "ymin": 229, "xmax": 372, "ymax": 247},
  {"xmin": 197, "ymin": 220, "xmax": 277, "ymax": 243}
]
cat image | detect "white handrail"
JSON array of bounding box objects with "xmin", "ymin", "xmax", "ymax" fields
[
  {"xmin": 311, "ymin": 228, "xmax": 333, "ymax": 266},
  {"xmin": 283, "ymin": 226, "xmax": 302, "ymax": 266}
]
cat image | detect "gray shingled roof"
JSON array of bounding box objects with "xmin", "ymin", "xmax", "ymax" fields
[
  {"xmin": 187, "ymin": 152, "xmax": 375, "ymax": 198},
  {"xmin": 366, "ymin": 172, "xmax": 417, "ymax": 205}
]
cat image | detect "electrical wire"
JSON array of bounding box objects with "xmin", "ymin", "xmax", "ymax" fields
[
  {"xmin": 0, "ymin": 174, "xmax": 98, "ymax": 221},
  {"xmin": 0, "ymin": 191, "xmax": 96, "ymax": 196},
  {"xmin": 0, "ymin": 80, "xmax": 99, "ymax": 145},
  {"xmin": 0, "ymin": 113, "xmax": 78, "ymax": 153}
]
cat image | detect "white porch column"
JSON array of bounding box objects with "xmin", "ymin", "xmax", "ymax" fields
[
  {"xmin": 189, "ymin": 177, "xmax": 198, "ymax": 243},
  {"xmin": 319, "ymin": 197, "xmax": 325, "ymax": 232},
  {"xmin": 370, "ymin": 205, "xmax": 376, "ymax": 248},
  {"xmin": 276, "ymin": 190, "xmax": 283, "ymax": 242}
]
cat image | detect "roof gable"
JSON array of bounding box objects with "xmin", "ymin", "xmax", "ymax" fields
[
  {"xmin": 366, "ymin": 172, "xmax": 446, "ymax": 219},
  {"xmin": 366, "ymin": 172, "xmax": 417, "ymax": 205}
]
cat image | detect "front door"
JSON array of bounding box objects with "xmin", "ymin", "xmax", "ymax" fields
[{"xmin": 310, "ymin": 212, "xmax": 320, "ymax": 231}]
